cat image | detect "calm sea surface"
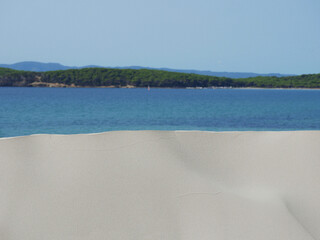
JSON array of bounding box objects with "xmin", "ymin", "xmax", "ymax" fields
[{"xmin": 1, "ymin": 87, "xmax": 320, "ymax": 138}]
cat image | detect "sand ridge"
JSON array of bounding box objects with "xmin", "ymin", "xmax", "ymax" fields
[{"xmin": 0, "ymin": 131, "xmax": 319, "ymax": 240}]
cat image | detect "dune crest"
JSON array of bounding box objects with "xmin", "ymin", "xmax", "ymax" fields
[{"xmin": 0, "ymin": 131, "xmax": 319, "ymax": 240}]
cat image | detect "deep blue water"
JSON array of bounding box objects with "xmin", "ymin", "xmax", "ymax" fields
[{"xmin": 1, "ymin": 87, "xmax": 320, "ymax": 137}]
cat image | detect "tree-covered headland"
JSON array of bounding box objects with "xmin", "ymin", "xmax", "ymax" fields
[{"xmin": 0, "ymin": 67, "xmax": 319, "ymax": 88}]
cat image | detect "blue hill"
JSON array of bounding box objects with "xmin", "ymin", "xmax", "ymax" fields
[{"xmin": 0, "ymin": 61, "xmax": 294, "ymax": 78}]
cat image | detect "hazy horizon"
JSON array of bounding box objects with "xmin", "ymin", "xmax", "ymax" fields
[
  {"xmin": 1, "ymin": 0, "xmax": 319, "ymax": 75},
  {"xmin": 0, "ymin": 60, "xmax": 298, "ymax": 75}
]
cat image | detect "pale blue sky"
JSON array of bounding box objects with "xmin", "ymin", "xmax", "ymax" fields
[{"xmin": 1, "ymin": 0, "xmax": 319, "ymax": 74}]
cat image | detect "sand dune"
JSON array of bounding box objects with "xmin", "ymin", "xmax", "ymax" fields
[{"xmin": 0, "ymin": 131, "xmax": 319, "ymax": 240}]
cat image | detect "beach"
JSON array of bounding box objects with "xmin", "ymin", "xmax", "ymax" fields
[{"xmin": 0, "ymin": 130, "xmax": 319, "ymax": 239}]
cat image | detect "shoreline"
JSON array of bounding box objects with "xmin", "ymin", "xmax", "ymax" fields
[
  {"xmin": 1, "ymin": 129, "xmax": 320, "ymax": 141},
  {"xmin": 1, "ymin": 85, "xmax": 320, "ymax": 90}
]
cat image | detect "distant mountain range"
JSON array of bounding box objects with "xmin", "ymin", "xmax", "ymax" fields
[{"xmin": 0, "ymin": 61, "xmax": 294, "ymax": 79}]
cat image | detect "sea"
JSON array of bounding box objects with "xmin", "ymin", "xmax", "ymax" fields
[{"xmin": 1, "ymin": 87, "xmax": 320, "ymax": 138}]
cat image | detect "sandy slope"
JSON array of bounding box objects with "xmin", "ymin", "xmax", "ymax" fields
[{"xmin": 0, "ymin": 131, "xmax": 319, "ymax": 240}]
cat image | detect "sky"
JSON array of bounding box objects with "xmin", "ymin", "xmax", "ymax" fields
[{"xmin": 0, "ymin": 0, "xmax": 319, "ymax": 74}]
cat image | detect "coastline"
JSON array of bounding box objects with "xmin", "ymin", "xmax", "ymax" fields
[
  {"xmin": 1, "ymin": 84, "xmax": 320, "ymax": 90},
  {"xmin": 1, "ymin": 130, "xmax": 319, "ymax": 239},
  {"xmin": 1, "ymin": 67, "xmax": 319, "ymax": 89},
  {"xmin": 1, "ymin": 129, "xmax": 319, "ymax": 141}
]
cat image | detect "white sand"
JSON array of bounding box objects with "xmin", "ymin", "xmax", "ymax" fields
[{"xmin": 0, "ymin": 131, "xmax": 319, "ymax": 240}]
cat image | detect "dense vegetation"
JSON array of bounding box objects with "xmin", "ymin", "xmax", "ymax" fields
[
  {"xmin": 0, "ymin": 67, "xmax": 319, "ymax": 88},
  {"xmin": 0, "ymin": 68, "xmax": 39, "ymax": 87}
]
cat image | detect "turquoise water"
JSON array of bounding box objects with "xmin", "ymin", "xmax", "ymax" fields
[{"xmin": 1, "ymin": 87, "xmax": 320, "ymax": 138}]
